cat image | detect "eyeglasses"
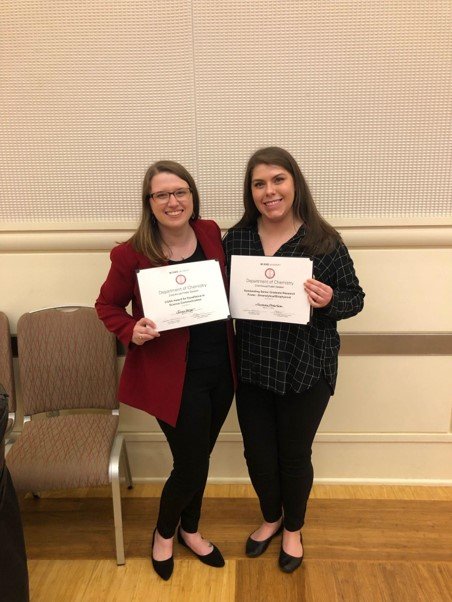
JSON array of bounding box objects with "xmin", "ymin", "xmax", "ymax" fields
[{"xmin": 149, "ymin": 188, "xmax": 192, "ymax": 203}]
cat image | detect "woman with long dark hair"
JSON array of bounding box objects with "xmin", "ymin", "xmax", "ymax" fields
[
  {"xmin": 223, "ymin": 147, "xmax": 364, "ymax": 573},
  {"xmin": 96, "ymin": 161, "xmax": 236, "ymax": 580}
]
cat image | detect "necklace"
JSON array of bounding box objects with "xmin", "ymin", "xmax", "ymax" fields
[
  {"xmin": 258, "ymin": 218, "xmax": 303, "ymax": 256},
  {"xmin": 168, "ymin": 236, "xmax": 197, "ymax": 261}
]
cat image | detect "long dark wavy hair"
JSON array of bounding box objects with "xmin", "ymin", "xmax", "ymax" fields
[
  {"xmin": 129, "ymin": 160, "xmax": 200, "ymax": 265},
  {"xmin": 234, "ymin": 147, "xmax": 341, "ymax": 255}
]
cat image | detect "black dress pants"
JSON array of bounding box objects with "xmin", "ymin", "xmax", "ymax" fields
[
  {"xmin": 156, "ymin": 360, "xmax": 233, "ymax": 538},
  {"xmin": 0, "ymin": 395, "xmax": 29, "ymax": 602},
  {"xmin": 0, "ymin": 468, "xmax": 29, "ymax": 602},
  {"xmin": 236, "ymin": 378, "xmax": 331, "ymax": 532}
]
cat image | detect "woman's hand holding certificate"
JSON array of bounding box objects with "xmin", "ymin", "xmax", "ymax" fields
[{"xmin": 132, "ymin": 317, "xmax": 160, "ymax": 345}]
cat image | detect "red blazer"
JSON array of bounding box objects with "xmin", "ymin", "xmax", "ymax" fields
[{"xmin": 95, "ymin": 219, "xmax": 236, "ymax": 426}]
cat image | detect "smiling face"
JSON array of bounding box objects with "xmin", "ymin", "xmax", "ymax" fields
[
  {"xmin": 149, "ymin": 171, "xmax": 194, "ymax": 232},
  {"xmin": 251, "ymin": 163, "xmax": 296, "ymax": 224}
]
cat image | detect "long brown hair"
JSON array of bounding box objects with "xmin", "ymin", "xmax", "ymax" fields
[
  {"xmin": 235, "ymin": 147, "xmax": 341, "ymax": 255},
  {"xmin": 129, "ymin": 161, "xmax": 200, "ymax": 265}
]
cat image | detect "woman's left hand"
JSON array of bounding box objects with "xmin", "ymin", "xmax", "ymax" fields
[{"xmin": 304, "ymin": 278, "xmax": 333, "ymax": 308}]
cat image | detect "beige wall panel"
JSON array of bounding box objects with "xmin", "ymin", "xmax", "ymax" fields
[
  {"xmin": 119, "ymin": 402, "xmax": 159, "ymax": 433},
  {"xmin": 1, "ymin": 252, "xmax": 111, "ymax": 329},
  {"xmin": 123, "ymin": 439, "xmax": 451, "ymax": 484},
  {"xmin": 321, "ymin": 356, "xmax": 452, "ymax": 433},
  {"xmin": 1, "ymin": 0, "xmax": 196, "ymax": 222},
  {"xmin": 3, "ymin": 245, "xmax": 451, "ymax": 484},
  {"xmin": 117, "ymin": 355, "xmax": 240, "ymax": 433},
  {"xmin": 311, "ymin": 441, "xmax": 452, "ymax": 483},
  {"xmin": 120, "ymin": 355, "xmax": 452, "ymax": 435},
  {"xmin": 119, "ymin": 396, "xmax": 240, "ymax": 434},
  {"xmin": 3, "ymin": 246, "xmax": 451, "ymax": 332},
  {"xmin": 338, "ymin": 249, "xmax": 452, "ymax": 333},
  {"xmin": 126, "ymin": 439, "xmax": 248, "ymax": 482},
  {"xmin": 218, "ymin": 399, "xmax": 240, "ymax": 433},
  {"xmin": 126, "ymin": 441, "xmax": 174, "ymax": 482},
  {"xmin": 193, "ymin": 0, "xmax": 451, "ymax": 222}
]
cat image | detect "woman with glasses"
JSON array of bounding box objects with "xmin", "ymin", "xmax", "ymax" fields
[
  {"xmin": 96, "ymin": 161, "xmax": 235, "ymax": 580},
  {"xmin": 223, "ymin": 147, "xmax": 364, "ymax": 573}
]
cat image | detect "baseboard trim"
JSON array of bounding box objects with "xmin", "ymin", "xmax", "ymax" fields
[
  {"xmin": 123, "ymin": 431, "xmax": 452, "ymax": 444},
  {"xmin": 128, "ymin": 476, "xmax": 452, "ymax": 486}
]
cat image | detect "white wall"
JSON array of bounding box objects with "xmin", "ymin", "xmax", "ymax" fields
[
  {"xmin": 1, "ymin": 2, "xmax": 451, "ymax": 483},
  {"xmin": 2, "ymin": 223, "xmax": 451, "ymax": 484}
]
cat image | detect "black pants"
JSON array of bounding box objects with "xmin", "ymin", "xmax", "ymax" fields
[
  {"xmin": 236, "ymin": 378, "xmax": 331, "ymax": 532},
  {"xmin": 156, "ymin": 360, "xmax": 233, "ymax": 538},
  {"xmin": 0, "ymin": 469, "xmax": 29, "ymax": 602}
]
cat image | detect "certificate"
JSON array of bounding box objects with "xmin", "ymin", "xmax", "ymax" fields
[
  {"xmin": 229, "ymin": 255, "xmax": 313, "ymax": 325},
  {"xmin": 137, "ymin": 260, "xmax": 230, "ymax": 332}
]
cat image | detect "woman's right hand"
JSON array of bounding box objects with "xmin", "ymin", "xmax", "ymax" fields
[{"xmin": 132, "ymin": 318, "xmax": 160, "ymax": 345}]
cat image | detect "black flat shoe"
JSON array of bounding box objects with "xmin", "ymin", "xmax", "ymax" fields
[
  {"xmin": 279, "ymin": 532, "xmax": 304, "ymax": 573},
  {"xmin": 245, "ymin": 522, "xmax": 283, "ymax": 558},
  {"xmin": 177, "ymin": 527, "xmax": 225, "ymax": 567},
  {"xmin": 151, "ymin": 528, "xmax": 174, "ymax": 581}
]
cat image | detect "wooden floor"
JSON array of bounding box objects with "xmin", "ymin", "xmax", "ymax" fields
[{"xmin": 21, "ymin": 485, "xmax": 452, "ymax": 602}]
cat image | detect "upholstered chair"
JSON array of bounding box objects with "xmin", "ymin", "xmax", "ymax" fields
[{"xmin": 6, "ymin": 307, "xmax": 133, "ymax": 565}]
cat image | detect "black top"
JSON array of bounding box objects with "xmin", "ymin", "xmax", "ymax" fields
[
  {"xmin": 223, "ymin": 225, "xmax": 365, "ymax": 395},
  {"xmin": 169, "ymin": 242, "xmax": 229, "ymax": 368}
]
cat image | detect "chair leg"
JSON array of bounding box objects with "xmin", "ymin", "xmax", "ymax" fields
[
  {"xmin": 110, "ymin": 435, "xmax": 125, "ymax": 565},
  {"xmin": 122, "ymin": 441, "xmax": 133, "ymax": 490}
]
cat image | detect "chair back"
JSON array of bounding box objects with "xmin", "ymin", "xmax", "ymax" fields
[
  {"xmin": 17, "ymin": 307, "xmax": 118, "ymax": 416},
  {"xmin": 0, "ymin": 312, "xmax": 16, "ymax": 416}
]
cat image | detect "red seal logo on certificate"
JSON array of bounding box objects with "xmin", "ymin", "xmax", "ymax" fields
[
  {"xmin": 176, "ymin": 274, "xmax": 186, "ymax": 285},
  {"xmin": 265, "ymin": 268, "xmax": 275, "ymax": 279}
]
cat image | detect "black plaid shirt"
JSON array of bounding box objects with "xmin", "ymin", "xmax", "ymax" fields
[{"xmin": 223, "ymin": 225, "xmax": 365, "ymax": 395}]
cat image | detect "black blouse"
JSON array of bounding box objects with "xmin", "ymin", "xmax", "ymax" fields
[
  {"xmin": 223, "ymin": 225, "xmax": 365, "ymax": 395},
  {"xmin": 169, "ymin": 242, "xmax": 229, "ymax": 369}
]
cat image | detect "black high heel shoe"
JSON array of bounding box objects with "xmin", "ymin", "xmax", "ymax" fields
[
  {"xmin": 245, "ymin": 521, "xmax": 283, "ymax": 558},
  {"xmin": 279, "ymin": 532, "xmax": 304, "ymax": 573},
  {"xmin": 151, "ymin": 528, "xmax": 174, "ymax": 581},
  {"xmin": 177, "ymin": 527, "xmax": 225, "ymax": 567}
]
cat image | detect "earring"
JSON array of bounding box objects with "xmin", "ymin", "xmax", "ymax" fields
[{"xmin": 151, "ymin": 213, "xmax": 157, "ymax": 225}]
